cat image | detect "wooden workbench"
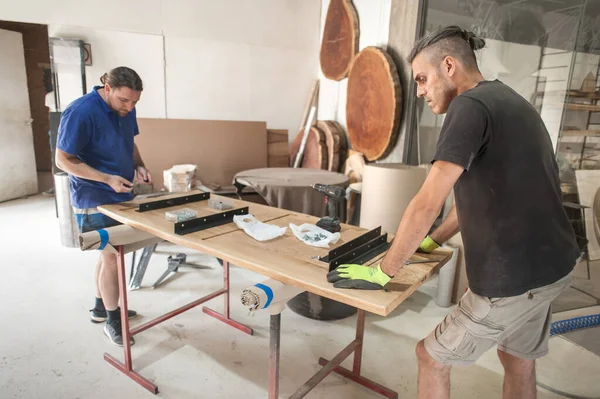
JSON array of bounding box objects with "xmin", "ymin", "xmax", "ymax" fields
[{"xmin": 98, "ymin": 191, "xmax": 451, "ymax": 398}]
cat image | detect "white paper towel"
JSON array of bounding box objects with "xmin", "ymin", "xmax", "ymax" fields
[{"xmin": 359, "ymin": 164, "xmax": 426, "ymax": 235}]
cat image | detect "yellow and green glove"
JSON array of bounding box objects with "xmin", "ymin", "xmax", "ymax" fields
[
  {"xmin": 418, "ymin": 235, "xmax": 440, "ymax": 253},
  {"xmin": 326, "ymin": 264, "xmax": 392, "ymax": 290}
]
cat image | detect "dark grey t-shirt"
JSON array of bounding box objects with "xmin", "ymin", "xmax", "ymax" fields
[{"xmin": 433, "ymin": 80, "xmax": 579, "ymax": 298}]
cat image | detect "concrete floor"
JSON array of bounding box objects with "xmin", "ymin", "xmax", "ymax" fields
[{"xmin": 1, "ymin": 194, "xmax": 600, "ymax": 399}]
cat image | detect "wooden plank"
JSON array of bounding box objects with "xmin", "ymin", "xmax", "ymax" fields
[
  {"xmin": 534, "ymin": 90, "xmax": 600, "ymax": 100},
  {"xmin": 267, "ymin": 142, "xmax": 288, "ymax": 157},
  {"xmin": 289, "ymin": 126, "xmax": 328, "ymax": 169},
  {"xmin": 267, "ymin": 129, "xmax": 288, "ymax": 143},
  {"xmin": 317, "ymin": 120, "xmax": 347, "ymax": 172},
  {"xmin": 566, "ymin": 103, "xmax": 600, "ymax": 112},
  {"xmin": 99, "ymin": 193, "xmax": 452, "ymax": 316},
  {"xmin": 297, "ymin": 81, "xmax": 319, "ymax": 135},
  {"xmin": 562, "ymin": 130, "xmax": 600, "ymax": 137},
  {"xmin": 268, "ymin": 156, "xmax": 289, "ymax": 168},
  {"xmin": 567, "ymin": 91, "xmax": 600, "ymax": 99},
  {"xmin": 267, "ymin": 129, "xmax": 290, "ymax": 167}
]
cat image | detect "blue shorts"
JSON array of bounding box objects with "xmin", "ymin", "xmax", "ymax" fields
[{"xmin": 74, "ymin": 207, "xmax": 120, "ymax": 233}]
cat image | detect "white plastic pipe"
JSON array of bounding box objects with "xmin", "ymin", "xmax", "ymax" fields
[
  {"xmin": 293, "ymin": 106, "xmax": 317, "ymax": 168},
  {"xmin": 435, "ymin": 246, "xmax": 459, "ymax": 308}
]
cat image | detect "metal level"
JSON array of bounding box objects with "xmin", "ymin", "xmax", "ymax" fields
[
  {"xmin": 174, "ymin": 207, "xmax": 249, "ymax": 235},
  {"xmin": 138, "ymin": 192, "xmax": 209, "ymax": 212}
]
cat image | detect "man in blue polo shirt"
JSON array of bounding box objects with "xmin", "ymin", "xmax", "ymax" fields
[{"xmin": 56, "ymin": 67, "xmax": 151, "ymax": 347}]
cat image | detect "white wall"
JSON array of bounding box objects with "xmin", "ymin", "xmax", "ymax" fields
[
  {"xmin": 48, "ymin": 25, "xmax": 166, "ymax": 118},
  {"xmin": 163, "ymin": 0, "xmax": 320, "ymax": 135},
  {"xmin": 317, "ymin": 0, "xmax": 392, "ymax": 132},
  {"xmin": 0, "ymin": 0, "xmax": 163, "ymax": 34},
  {"xmin": 2, "ymin": 0, "xmax": 321, "ymax": 137}
]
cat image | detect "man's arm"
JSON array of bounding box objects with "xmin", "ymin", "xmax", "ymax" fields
[
  {"xmin": 133, "ymin": 143, "xmax": 152, "ymax": 183},
  {"xmin": 380, "ymin": 161, "xmax": 464, "ymax": 276},
  {"xmin": 429, "ymin": 205, "xmax": 459, "ymax": 245},
  {"xmin": 55, "ymin": 148, "xmax": 133, "ymax": 193}
]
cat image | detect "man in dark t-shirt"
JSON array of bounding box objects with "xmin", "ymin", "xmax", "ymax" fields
[{"xmin": 327, "ymin": 26, "xmax": 579, "ymax": 398}]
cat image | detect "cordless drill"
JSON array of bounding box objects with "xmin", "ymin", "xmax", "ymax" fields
[{"xmin": 312, "ymin": 183, "xmax": 346, "ymax": 233}]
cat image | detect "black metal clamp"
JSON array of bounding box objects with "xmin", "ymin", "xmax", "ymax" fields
[
  {"xmin": 137, "ymin": 192, "xmax": 210, "ymax": 212},
  {"xmin": 175, "ymin": 207, "xmax": 249, "ymax": 235},
  {"xmin": 320, "ymin": 227, "xmax": 390, "ymax": 271}
]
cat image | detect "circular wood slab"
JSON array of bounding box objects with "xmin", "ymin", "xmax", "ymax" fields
[
  {"xmin": 346, "ymin": 47, "xmax": 402, "ymax": 161},
  {"xmin": 317, "ymin": 120, "xmax": 348, "ymax": 172},
  {"xmin": 319, "ymin": 0, "xmax": 359, "ymax": 81},
  {"xmin": 289, "ymin": 126, "xmax": 328, "ymax": 169}
]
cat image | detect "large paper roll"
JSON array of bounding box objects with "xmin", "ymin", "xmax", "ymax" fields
[
  {"xmin": 359, "ymin": 164, "xmax": 426, "ymax": 235},
  {"xmin": 241, "ymin": 279, "xmax": 304, "ymax": 314},
  {"xmin": 79, "ymin": 225, "xmax": 160, "ymax": 254}
]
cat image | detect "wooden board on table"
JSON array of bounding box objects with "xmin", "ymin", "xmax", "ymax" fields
[
  {"xmin": 100, "ymin": 192, "xmax": 292, "ymax": 242},
  {"xmin": 317, "ymin": 120, "xmax": 348, "ymax": 172},
  {"xmin": 206, "ymin": 218, "xmax": 450, "ymax": 316},
  {"xmin": 346, "ymin": 47, "xmax": 402, "ymax": 161},
  {"xmin": 289, "ymin": 126, "xmax": 328, "ymax": 169},
  {"xmin": 99, "ymin": 192, "xmax": 452, "ymax": 316},
  {"xmin": 320, "ymin": 0, "xmax": 359, "ymax": 81}
]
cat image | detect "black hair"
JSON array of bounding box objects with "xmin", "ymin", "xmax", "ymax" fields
[
  {"xmin": 100, "ymin": 66, "xmax": 143, "ymax": 91},
  {"xmin": 408, "ymin": 25, "xmax": 485, "ymax": 70}
]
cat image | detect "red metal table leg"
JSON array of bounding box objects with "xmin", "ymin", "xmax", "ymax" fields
[
  {"xmin": 104, "ymin": 246, "xmax": 159, "ymax": 394},
  {"xmin": 316, "ymin": 310, "xmax": 398, "ymax": 399},
  {"xmin": 285, "ymin": 309, "xmax": 397, "ymax": 399},
  {"xmin": 104, "ymin": 353, "xmax": 158, "ymax": 394},
  {"xmin": 202, "ymin": 260, "xmax": 253, "ymax": 335}
]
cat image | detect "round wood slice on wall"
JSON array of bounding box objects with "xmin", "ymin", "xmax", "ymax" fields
[
  {"xmin": 317, "ymin": 120, "xmax": 348, "ymax": 172},
  {"xmin": 320, "ymin": 0, "xmax": 359, "ymax": 81},
  {"xmin": 346, "ymin": 47, "xmax": 402, "ymax": 161},
  {"xmin": 289, "ymin": 126, "xmax": 328, "ymax": 170}
]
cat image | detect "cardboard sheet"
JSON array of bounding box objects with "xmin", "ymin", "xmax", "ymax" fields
[
  {"xmin": 135, "ymin": 118, "xmax": 267, "ymax": 190},
  {"xmin": 360, "ymin": 164, "xmax": 426, "ymax": 235}
]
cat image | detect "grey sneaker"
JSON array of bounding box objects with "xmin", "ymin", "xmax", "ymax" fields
[
  {"xmin": 90, "ymin": 308, "xmax": 138, "ymax": 323},
  {"xmin": 104, "ymin": 319, "xmax": 135, "ymax": 347}
]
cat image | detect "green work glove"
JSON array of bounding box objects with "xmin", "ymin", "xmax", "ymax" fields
[
  {"xmin": 327, "ymin": 264, "xmax": 392, "ymax": 290},
  {"xmin": 418, "ymin": 235, "xmax": 440, "ymax": 253}
]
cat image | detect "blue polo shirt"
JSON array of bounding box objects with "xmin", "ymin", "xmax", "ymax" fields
[{"xmin": 57, "ymin": 86, "xmax": 139, "ymax": 209}]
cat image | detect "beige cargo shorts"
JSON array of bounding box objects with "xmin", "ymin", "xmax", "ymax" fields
[{"xmin": 424, "ymin": 273, "xmax": 572, "ymax": 365}]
